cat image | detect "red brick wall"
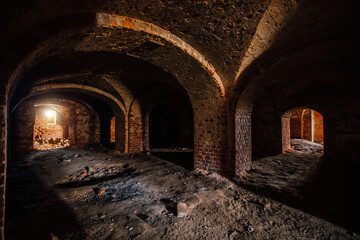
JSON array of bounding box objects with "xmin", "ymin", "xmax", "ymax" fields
[
  {"xmin": 290, "ymin": 110, "xmax": 302, "ymax": 139},
  {"xmin": 194, "ymin": 102, "xmax": 229, "ymax": 175},
  {"xmin": 313, "ymin": 110, "xmax": 324, "ymax": 144},
  {"xmin": 110, "ymin": 117, "xmax": 115, "ymax": 143},
  {"xmin": 302, "ymin": 109, "xmax": 312, "ymax": 141},
  {"xmin": 128, "ymin": 104, "xmax": 144, "ymax": 153},
  {"xmin": 283, "ymin": 108, "xmax": 324, "ymax": 151}
]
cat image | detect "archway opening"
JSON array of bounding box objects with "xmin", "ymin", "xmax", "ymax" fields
[
  {"xmin": 236, "ymin": 107, "xmax": 326, "ymax": 215},
  {"xmin": 282, "ymin": 108, "xmax": 324, "ymax": 154},
  {"xmin": 149, "ymin": 105, "xmax": 180, "ymax": 149},
  {"xmin": 148, "ymin": 104, "xmax": 193, "ymax": 169},
  {"xmin": 33, "ymin": 104, "xmax": 70, "ymax": 150}
]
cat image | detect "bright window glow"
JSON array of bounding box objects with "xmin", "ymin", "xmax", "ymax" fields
[
  {"xmin": 45, "ymin": 110, "xmax": 56, "ymax": 125},
  {"xmin": 45, "ymin": 110, "xmax": 55, "ymax": 118}
]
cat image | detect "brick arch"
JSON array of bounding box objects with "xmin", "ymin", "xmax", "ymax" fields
[
  {"xmin": 146, "ymin": 100, "xmax": 193, "ymax": 151},
  {"xmin": 4, "ymin": 12, "xmax": 228, "ymax": 160},
  {"xmin": 5, "ymin": 13, "xmax": 225, "ymax": 102},
  {"xmin": 282, "ymin": 107, "xmax": 324, "ymax": 152},
  {"xmin": 3, "ymin": 11, "xmax": 228, "ymax": 167},
  {"xmin": 11, "ymin": 97, "xmax": 101, "ymax": 155},
  {"xmin": 95, "ymin": 13, "xmax": 225, "ymax": 98},
  {"xmin": 127, "ymin": 84, "xmax": 193, "ymax": 153},
  {"xmin": 29, "ymin": 83, "xmax": 126, "ymax": 115},
  {"xmin": 25, "ymin": 85, "xmax": 128, "ymax": 153}
]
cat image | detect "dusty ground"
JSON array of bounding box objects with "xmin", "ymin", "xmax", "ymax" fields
[
  {"xmin": 236, "ymin": 139, "xmax": 324, "ymax": 201},
  {"xmin": 236, "ymin": 139, "xmax": 360, "ymax": 235},
  {"xmin": 5, "ymin": 142, "xmax": 360, "ymax": 240}
]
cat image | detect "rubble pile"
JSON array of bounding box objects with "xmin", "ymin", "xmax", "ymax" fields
[
  {"xmin": 34, "ymin": 137, "xmax": 69, "ymax": 150},
  {"xmin": 94, "ymin": 182, "xmax": 144, "ymax": 203}
]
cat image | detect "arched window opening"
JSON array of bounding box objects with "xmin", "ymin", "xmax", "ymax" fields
[
  {"xmin": 282, "ymin": 108, "xmax": 324, "ymax": 154},
  {"xmin": 110, "ymin": 116, "xmax": 115, "ymax": 143},
  {"xmin": 33, "ymin": 104, "xmax": 70, "ymax": 150}
]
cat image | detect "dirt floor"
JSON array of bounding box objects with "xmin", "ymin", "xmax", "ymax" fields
[
  {"xmin": 236, "ymin": 139, "xmax": 324, "ymax": 202},
  {"xmin": 5, "ymin": 140, "xmax": 360, "ymax": 240}
]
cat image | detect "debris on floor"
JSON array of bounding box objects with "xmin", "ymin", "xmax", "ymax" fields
[{"xmin": 5, "ymin": 147, "xmax": 359, "ymax": 240}]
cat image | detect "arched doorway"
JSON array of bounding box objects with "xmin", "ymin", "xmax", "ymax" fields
[
  {"xmin": 149, "ymin": 105, "xmax": 180, "ymax": 148},
  {"xmin": 148, "ymin": 103, "xmax": 193, "ymax": 169},
  {"xmin": 282, "ymin": 108, "xmax": 324, "ymax": 154},
  {"xmin": 33, "ymin": 104, "xmax": 70, "ymax": 150}
]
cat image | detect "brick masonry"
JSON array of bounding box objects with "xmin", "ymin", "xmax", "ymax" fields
[
  {"xmin": 110, "ymin": 116, "xmax": 115, "ymax": 143},
  {"xmin": 282, "ymin": 108, "xmax": 324, "ymax": 151},
  {"xmin": 11, "ymin": 99, "xmax": 101, "ymax": 156},
  {"xmin": 0, "ymin": 0, "xmax": 359, "ymax": 236}
]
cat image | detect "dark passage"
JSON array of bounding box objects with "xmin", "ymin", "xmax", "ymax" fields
[
  {"xmin": 149, "ymin": 105, "xmax": 180, "ymax": 148},
  {"xmin": 149, "ymin": 104, "xmax": 194, "ymax": 169}
]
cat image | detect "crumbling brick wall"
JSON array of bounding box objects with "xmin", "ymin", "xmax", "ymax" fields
[{"xmin": 33, "ymin": 107, "xmax": 69, "ymax": 149}]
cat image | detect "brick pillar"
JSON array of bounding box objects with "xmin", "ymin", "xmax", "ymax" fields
[
  {"xmin": 193, "ymin": 100, "xmax": 229, "ymax": 175},
  {"xmin": 68, "ymin": 107, "xmax": 76, "ymax": 146},
  {"xmin": 282, "ymin": 112, "xmax": 291, "ymax": 152},
  {"xmin": 115, "ymin": 112, "xmax": 126, "ymax": 153},
  {"xmin": 128, "ymin": 103, "xmax": 144, "ymax": 153},
  {"xmin": 235, "ymin": 111, "xmax": 252, "ymax": 174},
  {"xmin": 75, "ymin": 104, "xmax": 94, "ymax": 147}
]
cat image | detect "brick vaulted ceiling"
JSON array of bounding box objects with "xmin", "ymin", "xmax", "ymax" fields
[
  {"xmin": 1, "ymin": 1, "xmax": 360, "ymax": 236},
  {"xmin": 1, "ymin": 0, "xmax": 273, "ymax": 104},
  {"xmin": 1, "ymin": 0, "xmax": 359, "ymax": 107}
]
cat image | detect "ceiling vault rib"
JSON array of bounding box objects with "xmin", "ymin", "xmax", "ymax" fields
[{"xmin": 95, "ymin": 12, "xmax": 225, "ymax": 99}]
